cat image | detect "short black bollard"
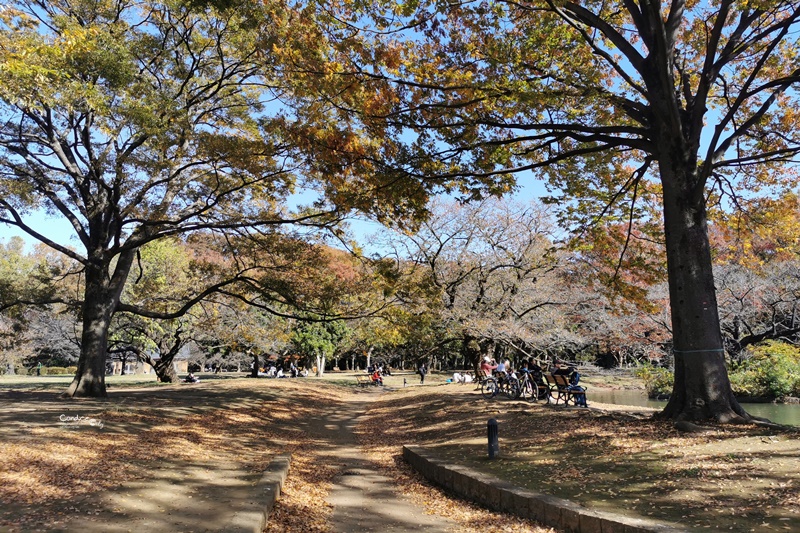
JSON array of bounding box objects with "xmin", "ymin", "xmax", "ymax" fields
[{"xmin": 487, "ymin": 418, "xmax": 499, "ymax": 459}]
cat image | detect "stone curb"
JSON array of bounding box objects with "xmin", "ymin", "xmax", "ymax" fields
[
  {"xmin": 403, "ymin": 446, "xmax": 687, "ymax": 533},
  {"xmin": 240, "ymin": 454, "xmax": 291, "ymax": 533}
]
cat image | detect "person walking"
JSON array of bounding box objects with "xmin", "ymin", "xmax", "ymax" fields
[{"xmin": 418, "ymin": 362, "xmax": 428, "ymax": 384}]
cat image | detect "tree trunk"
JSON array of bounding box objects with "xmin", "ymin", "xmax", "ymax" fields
[
  {"xmin": 66, "ymin": 311, "xmax": 113, "ymax": 396},
  {"xmin": 316, "ymin": 354, "xmax": 325, "ymax": 377},
  {"xmin": 65, "ymin": 250, "xmax": 136, "ymax": 398},
  {"xmin": 658, "ymin": 164, "xmax": 749, "ymax": 422},
  {"xmin": 153, "ymin": 358, "xmax": 179, "ymax": 383},
  {"xmin": 65, "ymin": 273, "xmax": 115, "ymax": 397},
  {"xmin": 463, "ymin": 333, "xmax": 482, "ymax": 374},
  {"xmin": 251, "ymin": 353, "xmax": 260, "ymax": 377}
]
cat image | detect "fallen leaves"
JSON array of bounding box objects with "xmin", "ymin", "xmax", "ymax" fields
[
  {"xmin": 355, "ymin": 388, "xmax": 557, "ymax": 533},
  {"xmin": 354, "ymin": 384, "xmax": 800, "ymax": 532},
  {"xmin": 0, "ymin": 379, "xmax": 345, "ymax": 530},
  {"xmin": 264, "ymin": 453, "xmax": 336, "ymax": 533},
  {"xmin": 1, "ymin": 378, "xmax": 798, "ymax": 533}
]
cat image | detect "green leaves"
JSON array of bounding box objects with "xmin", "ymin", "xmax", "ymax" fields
[
  {"xmin": 292, "ymin": 318, "xmax": 350, "ymax": 359},
  {"xmin": 729, "ymin": 341, "xmax": 800, "ymax": 398}
]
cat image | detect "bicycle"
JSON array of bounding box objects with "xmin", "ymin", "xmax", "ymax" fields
[
  {"xmin": 496, "ymin": 371, "xmax": 521, "ymax": 400},
  {"xmin": 480, "ymin": 374, "xmax": 499, "ymax": 399},
  {"xmin": 479, "ymin": 368, "xmax": 521, "ymax": 400},
  {"xmin": 517, "ymin": 367, "xmax": 548, "ymax": 402}
]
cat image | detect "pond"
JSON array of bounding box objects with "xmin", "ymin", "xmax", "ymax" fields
[{"xmin": 590, "ymin": 389, "xmax": 800, "ymax": 427}]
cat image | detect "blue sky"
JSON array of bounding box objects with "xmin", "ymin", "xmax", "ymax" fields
[
  {"xmin": 0, "ymin": 174, "xmax": 550, "ymax": 255},
  {"xmin": 0, "ymin": 211, "xmax": 78, "ymax": 250}
]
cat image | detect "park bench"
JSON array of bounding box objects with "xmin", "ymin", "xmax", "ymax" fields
[
  {"xmin": 545, "ymin": 374, "xmax": 587, "ymax": 406},
  {"xmin": 474, "ymin": 369, "xmax": 492, "ymax": 390},
  {"xmin": 356, "ymin": 374, "xmax": 382, "ymax": 387}
]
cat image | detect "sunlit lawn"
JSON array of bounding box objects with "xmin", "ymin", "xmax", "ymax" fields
[{"xmin": 0, "ymin": 368, "xmax": 454, "ymax": 393}]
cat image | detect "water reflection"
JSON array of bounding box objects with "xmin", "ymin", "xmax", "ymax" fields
[{"xmin": 590, "ymin": 389, "xmax": 800, "ymax": 427}]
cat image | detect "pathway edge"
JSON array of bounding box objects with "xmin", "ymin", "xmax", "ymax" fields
[
  {"xmin": 242, "ymin": 453, "xmax": 291, "ymax": 533},
  {"xmin": 403, "ymin": 445, "xmax": 687, "ymax": 533}
]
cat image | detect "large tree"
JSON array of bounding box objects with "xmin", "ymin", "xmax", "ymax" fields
[
  {"xmin": 293, "ymin": 1, "xmax": 800, "ymax": 422},
  {"xmin": 291, "ymin": 318, "xmax": 350, "ymax": 376},
  {"xmin": 0, "ymin": 0, "xmax": 433, "ymax": 397},
  {"xmin": 0, "ymin": 0, "xmax": 308, "ymax": 396},
  {"xmin": 1, "ymin": 0, "xmax": 494, "ymax": 397}
]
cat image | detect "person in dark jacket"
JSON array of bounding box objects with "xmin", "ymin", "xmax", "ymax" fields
[{"xmin": 552, "ymin": 364, "xmax": 587, "ymax": 407}]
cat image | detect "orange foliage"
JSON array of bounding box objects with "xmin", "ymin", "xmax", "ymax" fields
[{"xmin": 710, "ymin": 193, "xmax": 800, "ymax": 269}]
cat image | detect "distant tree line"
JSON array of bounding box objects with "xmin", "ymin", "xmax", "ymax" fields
[{"xmin": 4, "ymin": 195, "xmax": 800, "ymax": 385}]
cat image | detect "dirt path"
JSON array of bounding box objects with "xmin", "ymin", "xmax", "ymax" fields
[
  {"xmin": 0, "ymin": 378, "xmax": 460, "ymax": 533},
  {"xmin": 0, "ymin": 379, "xmax": 536, "ymax": 533},
  {"xmin": 0, "ymin": 383, "xmax": 299, "ymax": 533},
  {"xmin": 359, "ymin": 384, "xmax": 800, "ymax": 532},
  {"xmin": 22, "ymin": 377, "xmax": 794, "ymax": 532},
  {"xmin": 308, "ymin": 389, "xmax": 457, "ymax": 533}
]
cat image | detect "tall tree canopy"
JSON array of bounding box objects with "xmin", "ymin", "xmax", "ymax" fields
[
  {"xmin": 0, "ymin": 0, "xmax": 487, "ymax": 397},
  {"xmin": 379, "ymin": 198, "xmax": 565, "ymax": 367},
  {"xmin": 286, "ymin": 0, "xmax": 800, "ymax": 421},
  {"xmin": 0, "ymin": 0, "xmax": 298, "ymax": 396}
]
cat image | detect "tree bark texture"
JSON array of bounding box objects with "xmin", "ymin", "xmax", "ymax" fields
[
  {"xmin": 316, "ymin": 354, "xmax": 325, "ymax": 377},
  {"xmin": 65, "ymin": 271, "xmax": 114, "ymax": 397},
  {"xmin": 463, "ymin": 333, "xmax": 482, "ymax": 375},
  {"xmin": 152, "ymin": 357, "xmax": 179, "ymax": 383},
  {"xmin": 366, "ymin": 345, "xmax": 374, "ymax": 372},
  {"xmin": 65, "ymin": 251, "xmax": 136, "ymax": 398},
  {"xmin": 658, "ymin": 162, "xmax": 749, "ymax": 422}
]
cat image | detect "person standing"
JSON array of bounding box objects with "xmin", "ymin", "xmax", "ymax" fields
[{"xmin": 418, "ymin": 362, "xmax": 428, "ymax": 384}]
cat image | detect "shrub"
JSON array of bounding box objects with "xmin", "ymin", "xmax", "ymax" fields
[
  {"xmin": 634, "ymin": 342, "xmax": 800, "ymax": 400},
  {"xmin": 45, "ymin": 366, "xmax": 70, "ymax": 375},
  {"xmin": 729, "ymin": 341, "xmax": 800, "ymax": 399},
  {"xmin": 728, "ymin": 366, "xmax": 761, "ymax": 397},
  {"xmin": 633, "ymin": 364, "xmax": 673, "ymax": 398}
]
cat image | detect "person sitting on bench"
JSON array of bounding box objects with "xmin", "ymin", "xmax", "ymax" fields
[
  {"xmin": 480, "ymin": 357, "xmax": 497, "ymax": 377},
  {"xmin": 552, "ymin": 364, "xmax": 587, "ymax": 407}
]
